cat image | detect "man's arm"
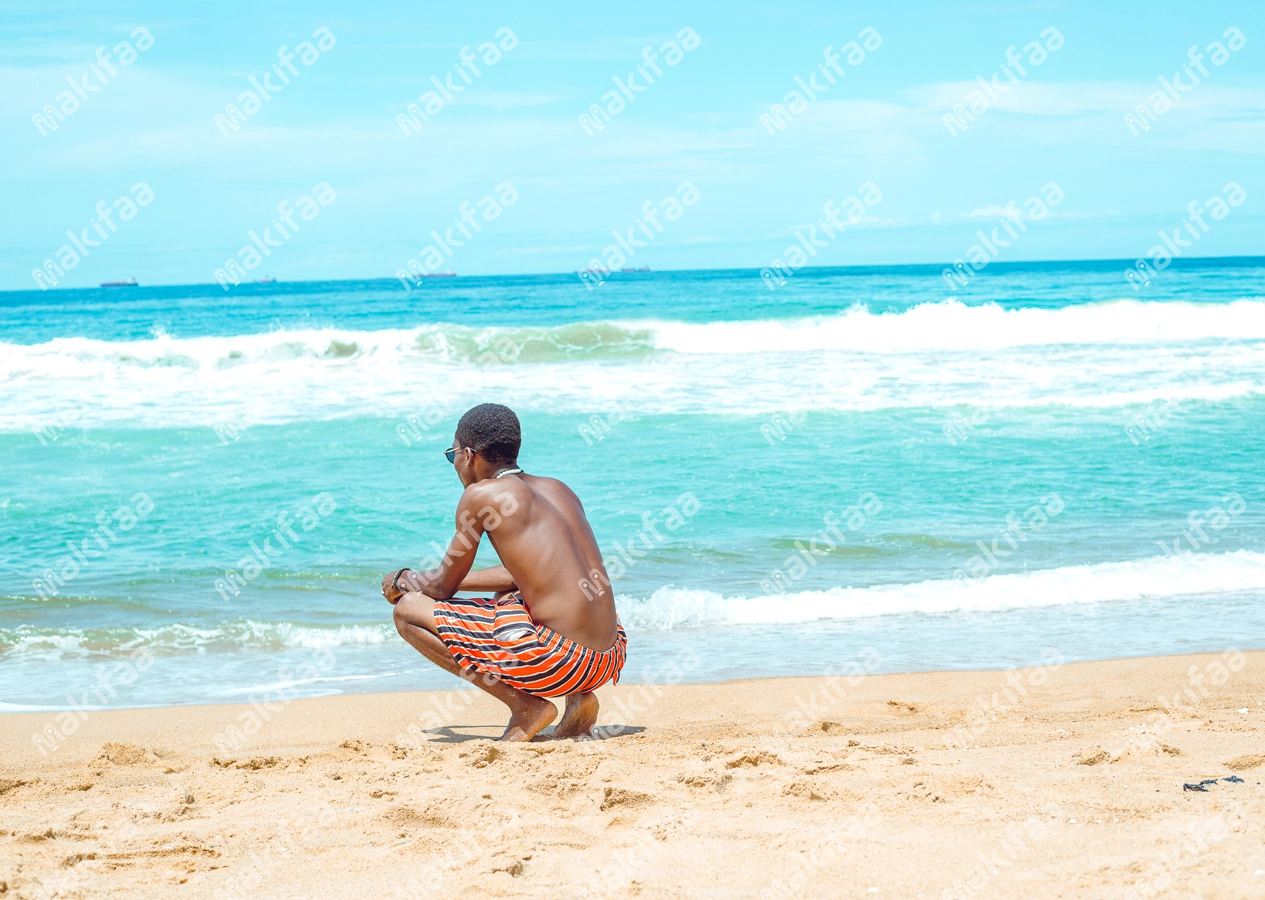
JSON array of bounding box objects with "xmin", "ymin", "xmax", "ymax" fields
[
  {"xmin": 383, "ymin": 488, "xmax": 488, "ymax": 602},
  {"xmin": 459, "ymin": 565, "xmax": 516, "ymax": 593}
]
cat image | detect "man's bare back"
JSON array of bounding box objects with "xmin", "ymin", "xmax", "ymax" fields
[{"xmin": 461, "ymin": 473, "xmax": 618, "ymax": 651}]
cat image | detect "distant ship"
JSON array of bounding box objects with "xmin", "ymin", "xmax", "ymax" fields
[
  {"xmin": 254, "ymin": 277, "xmax": 276, "ymax": 284},
  {"xmin": 100, "ymin": 278, "xmax": 138, "ymax": 287},
  {"xmin": 577, "ymin": 266, "xmax": 651, "ymax": 275},
  {"xmin": 417, "ymin": 271, "xmax": 456, "ymax": 278}
]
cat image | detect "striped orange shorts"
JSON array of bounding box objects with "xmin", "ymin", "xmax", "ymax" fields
[{"xmin": 433, "ymin": 591, "xmax": 627, "ymax": 697}]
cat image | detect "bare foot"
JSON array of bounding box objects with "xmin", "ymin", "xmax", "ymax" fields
[
  {"xmin": 552, "ymin": 692, "xmax": 599, "ymax": 739},
  {"xmin": 500, "ymin": 695, "xmax": 557, "ymax": 742}
]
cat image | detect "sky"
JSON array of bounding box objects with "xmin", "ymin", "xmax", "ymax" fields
[{"xmin": 2, "ymin": 0, "xmax": 1262, "ymax": 290}]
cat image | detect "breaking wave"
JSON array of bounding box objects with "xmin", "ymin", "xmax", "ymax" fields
[
  {"xmin": 617, "ymin": 550, "xmax": 1265, "ymax": 630},
  {"xmin": 5, "ymin": 552, "xmax": 1264, "ymax": 664},
  {"xmin": 2, "ymin": 299, "xmax": 1263, "ymax": 430}
]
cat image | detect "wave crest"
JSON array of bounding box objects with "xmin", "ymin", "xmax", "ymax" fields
[
  {"xmin": 3, "ymin": 299, "xmax": 1263, "ymax": 429},
  {"xmin": 617, "ymin": 550, "xmax": 1265, "ymax": 630},
  {"xmin": 0, "ymin": 621, "xmax": 397, "ymax": 662},
  {"xmin": 5, "ymin": 553, "xmax": 1264, "ymax": 663}
]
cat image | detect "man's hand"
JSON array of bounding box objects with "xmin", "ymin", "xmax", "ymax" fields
[{"xmin": 382, "ymin": 568, "xmax": 409, "ymax": 604}]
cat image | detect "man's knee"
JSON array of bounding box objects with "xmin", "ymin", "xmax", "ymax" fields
[
  {"xmin": 394, "ymin": 592, "xmax": 437, "ymax": 635},
  {"xmin": 392, "ymin": 601, "xmax": 411, "ymax": 636}
]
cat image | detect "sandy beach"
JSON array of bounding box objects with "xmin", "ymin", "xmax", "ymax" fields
[{"xmin": 2, "ymin": 651, "xmax": 1262, "ymax": 899}]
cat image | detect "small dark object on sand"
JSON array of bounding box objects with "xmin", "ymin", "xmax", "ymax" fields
[
  {"xmin": 1223, "ymin": 775, "xmax": 1244, "ymax": 783},
  {"xmin": 1183, "ymin": 782, "xmax": 1209, "ymax": 792},
  {"xmin": 1199, "ymin": 779, "xmax": 1218, "ymax": 786}
]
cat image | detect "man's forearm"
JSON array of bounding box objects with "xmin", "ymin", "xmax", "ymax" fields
[
  {"xmin": 458, "ymin": 565, "xmax": 516, "ymax": 593},
  {"xmin": 397, "ymin": 564, "xmax": 514, "ymax": 597},
  {"xmin": 398, "ymin": 566, "xmax": 450, "ymax": 598}
]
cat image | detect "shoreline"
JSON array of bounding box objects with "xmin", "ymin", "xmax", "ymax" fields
[
  {"xmin": 8, "ymin": 628, "xmax": 1264, "ymax": 714},
  {"xmin": 3, "ymin": 651, "xmax": 1262, "ymax": 898}
]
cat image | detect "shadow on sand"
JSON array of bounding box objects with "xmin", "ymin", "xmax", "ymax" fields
[{"xmin": 421, "ymin": 724, "xmax": 648, "ymax": 744}]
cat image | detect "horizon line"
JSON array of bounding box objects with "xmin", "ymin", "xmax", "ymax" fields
[{"xmin": 6, "ymin": 253, "xmax": 1264, "ymax": 295}]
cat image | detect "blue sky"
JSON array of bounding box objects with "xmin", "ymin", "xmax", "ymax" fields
[{"xmin": 2, "ymin": 0, "xmax": 1262, "ymax": 289}]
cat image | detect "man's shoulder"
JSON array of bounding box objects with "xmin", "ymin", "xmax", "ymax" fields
[
  {"xmin": 461, "ymin": 478, "xmax": 519, "ymax": 505},
  {"xmin": 524, "ymin": 474, "xmax": 580, "ymax": 502},
  {"xmin": 523, "ymin": 472, "xmax": 568, "ymax": 488}
]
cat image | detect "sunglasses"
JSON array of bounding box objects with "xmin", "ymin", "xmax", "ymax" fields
[{"xmin": 444, "ymin": 445, "xmax": 471, "ymax": 463}]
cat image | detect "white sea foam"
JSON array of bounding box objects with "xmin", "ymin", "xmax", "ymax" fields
[
  {"xmin": 616, "ymin": 550, "xmax": 1265, "ymax": 630},
  {"xmin": 4, "ymin": 553, "xmax": 1263, "ymax": 658},
  {"xmin": 217, "ymin": 672, "xmax": 401, "ymax": 696},
  {"xmin": 646, "ymin": 297, "xmax": 1265, "ymax": 354},
  {"xmin": 0, "ymin": 621, "xmax": 398, "ymax": 661},
  {"xmin": 2, "ymin": 299, "xmax": 1263, "ymax": 429}
]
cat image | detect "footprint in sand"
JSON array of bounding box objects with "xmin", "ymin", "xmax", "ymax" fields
[
  {"xmin": 1225, "ymin": 753, "xmax": 1265, "ymax": 770},
  {"xmin": 96, "ymin": 742, "xmax": 151, "ymax": 765},
  {"xmin": 724, "ymin": 751, "xmax": 781, "ymax": 769},
  {"xmin": 599, "ymin": 787, "xmax": 654, "ymax": 811}
]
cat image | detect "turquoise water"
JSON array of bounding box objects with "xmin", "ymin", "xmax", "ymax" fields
[{"xmin": 2, "ymin": 260, "xmax": 1264, "ymax": 710}]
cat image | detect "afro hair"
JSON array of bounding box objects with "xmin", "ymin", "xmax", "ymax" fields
[{"xmin": 455, "ymin": 403, "xmax": 522, "ymax": 465}]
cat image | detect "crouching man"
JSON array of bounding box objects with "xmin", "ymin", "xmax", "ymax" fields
[{"xmin": 383, "ymin": 403, "xmax": 626, "ymax": 741}]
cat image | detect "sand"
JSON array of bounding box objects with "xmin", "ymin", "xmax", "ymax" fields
[{"xmin": 1, "ymin": 650, "xmax": 1262, "ymax": 899}]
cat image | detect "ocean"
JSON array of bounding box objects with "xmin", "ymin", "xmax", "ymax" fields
[{"xmin": 3, "ymin": 259, "xmax": 1264, "ymax": 711}]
